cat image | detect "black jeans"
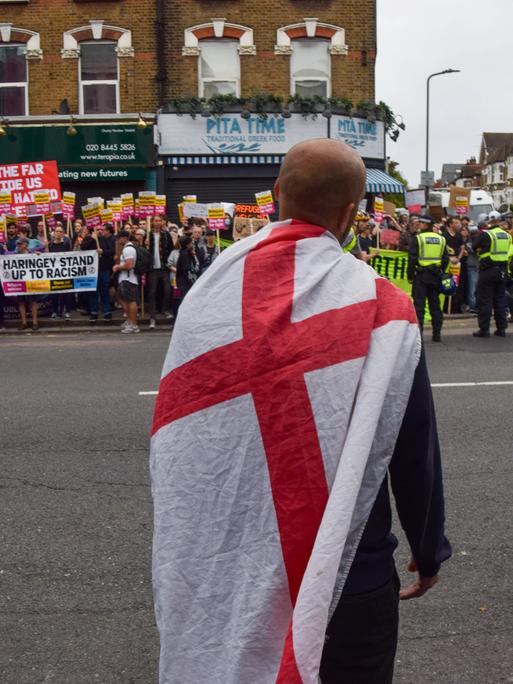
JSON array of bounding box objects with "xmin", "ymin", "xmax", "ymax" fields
[
  {"xmin": 412, "ymin": 270, "xmax": 443, "ymax": 334},
  {"xmin": 147, "ymin": 268, "xmax": 171, "ymax": 317},
  {"xmin": 477, "ymin": 265, "xmax": 508, "ymax": 332},
  {"xmin": 320, "ymin": 574, "xmax": 400, "ymax": 684}
]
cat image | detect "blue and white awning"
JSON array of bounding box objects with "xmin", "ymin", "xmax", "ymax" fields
[
  {"xmin": 366, "ymin": 169, "xmax": 405, "ymax": 194},
  {"xmin": 167, "ymin": 155, "xmax": 284, "ymax": 166}
]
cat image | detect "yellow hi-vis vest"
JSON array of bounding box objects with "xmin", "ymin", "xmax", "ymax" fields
[
  {"xmin": 416, "ymin": 232, "xmax": 446, "ymax": 268},
  {"xmin": 479, "ymin": 227, "xmax": 512, "ymax": 262},
  {"xmin": 342, "ymin": 227, "xmax": 358, "ymax": 253}
]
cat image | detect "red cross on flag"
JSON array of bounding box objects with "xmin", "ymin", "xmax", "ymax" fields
[{"xmin": 151, "ymin": 220, "xmax": 420, "ymax": 684}]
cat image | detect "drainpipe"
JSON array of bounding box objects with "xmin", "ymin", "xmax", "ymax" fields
[{"xmin": 156, "ymin": 0, "xmax": 167, "ymax": 107}]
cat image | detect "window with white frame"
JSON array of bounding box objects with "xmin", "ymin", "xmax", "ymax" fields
[
  {"xmin": 79, "ymin": 41, "xmax": 119, "ymax": 114},
  {"xmin": 290, "ymin": 39, "xmax": 331, "ymax": 98},
  {"xmin": 0, "ymin": 44, "xmax": 28, "ymax": 116},
  {"xmin": 199, "ymin": 40, "xmax": 240, "ymax": 98}
]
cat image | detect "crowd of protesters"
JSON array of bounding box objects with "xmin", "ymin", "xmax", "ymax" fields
[
  {"xmin": 2, "ymin": 205, "xmax": 513, "ymax": 332},
  {"xmin": 354, "ymin": 208, "xmax": 513, "ymax": 316},
  {"xmin": 0, "ymin": 215, "xmax": 220, "ymax": 333}
]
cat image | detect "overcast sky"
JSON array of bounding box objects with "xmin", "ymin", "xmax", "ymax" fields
[{"xmin": 376, "ymin": 0, "xmax": 511, "ymax": 187}]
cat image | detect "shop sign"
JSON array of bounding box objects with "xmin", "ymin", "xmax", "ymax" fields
[
  {"xmin": 329, "ymin": 116, "xmax": 385, "ymax": 159},
  {"xmin": 158, "ymin": 113, "xmax": 326, "ymax": 156},
  {"xmin": 58, "ymin": 167, "xmax": 147, "ymax": 182},
  {"xmin": 0, "ymin": 125, "xmax": 155, "ymax": 166}
]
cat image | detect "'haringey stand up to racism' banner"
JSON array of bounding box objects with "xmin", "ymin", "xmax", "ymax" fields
[{"xmin": 0, "ymin": 251, "xmax": 98, "ymax": 296}]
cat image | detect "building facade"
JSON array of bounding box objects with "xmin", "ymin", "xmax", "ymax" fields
[
  {"xmin": 157, "ymin": 0, "xmax": 403, "ymax": 219},
  {"xmin": 0, "ymin": 0, "xmax": 159, "ymax": 206}
]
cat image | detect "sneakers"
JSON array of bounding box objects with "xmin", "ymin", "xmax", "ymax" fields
[
  {"xmin": 89, "ymin": 314, "xmax": 98, "ymax": 323},
  {"xmin": 164, "ymin": 312, "xmax": 174, "ymax": 320},
  {"xmin": 149, "ymin": 318, "xmax": 156, "ymax": 329},
  {"xmin": 432, "ymin": 332, "xmax": 441, "ymax": 343},
  {"xmin": 120, "ymin": 320, "xmax": 131, "ymax": 329},
  {"xmin": 473, "ymin": 330, "xmax": 490, "ymax": 338},
  {"xmin": 103, "ymin": 313, "xmax": 112, "ymax": 321},
  {"xmin": 64, "ymin": 312, "xmax": 70, "ymax": 321},
  {"xmin": 32, "ymin": 324, "xmax": 40, "ymax": 332},
  {"xmin": 121, "ymin": 324, "xmax": 141, "ymax": 334},
  {"xmin": 494, "ymin": 329, "xmax": 506, "ymax": 337},
  {"xmin": 18, "ymin": 323, "xmax": 28, "ymax": 331},
  {"xmin": 51, "ymin": 312, "xmax": 58, "ymax": 319}
]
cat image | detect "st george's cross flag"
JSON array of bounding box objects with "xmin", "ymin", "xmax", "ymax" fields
[{"xmin": 151, "ymin": 220, "xmax": 421, "ymax": 684}]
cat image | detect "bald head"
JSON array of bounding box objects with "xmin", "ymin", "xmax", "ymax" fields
[{"xmin": 275, "ymin": 139, "xmax": 366, "ymax": 239}]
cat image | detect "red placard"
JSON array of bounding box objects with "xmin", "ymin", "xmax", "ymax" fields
[
  {"xmin": 379, "ymin": 228, "xmax": 400, "ymax": 246},
  {"xmin": 0, "ymin": 161, "xmax": 61, "ymax": 218}
]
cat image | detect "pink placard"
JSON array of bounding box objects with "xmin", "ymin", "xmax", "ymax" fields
[{"xmin": 3, "ymin": 281, "xmax": 27, "ymax": 295}]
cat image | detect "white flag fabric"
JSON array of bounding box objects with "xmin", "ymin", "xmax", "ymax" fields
[{"xmin": 151, "ymin": 220, "xmax": 421, "ymax": 684}]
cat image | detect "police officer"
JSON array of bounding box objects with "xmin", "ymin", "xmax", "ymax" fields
[
  {"xmin": 408, "ymin": 216, "xmax": 449, "ymax": 342},
  {"xmin": 472, "ymin": 210, "xmax": 513, "ymax": 338}
]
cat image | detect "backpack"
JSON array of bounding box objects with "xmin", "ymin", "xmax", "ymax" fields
[{"xmin": 131, "ymin": 243, "xmax": 153, "ymax": 276}]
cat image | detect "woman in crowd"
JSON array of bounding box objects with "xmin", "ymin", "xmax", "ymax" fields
[
  {"xmin": 15, "ymin": 237, "xmax": 40, "ymax": 331},
  {"xmin": 175, "ymin": 236, "xmax": 200, "ymax": 308},
  {"xmin": 48, "ymin": 223, "xmax": 73, "ymax": 320}
]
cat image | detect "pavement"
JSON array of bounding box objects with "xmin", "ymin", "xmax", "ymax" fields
[{"xmin": 1, "ymin": 323, "xmax": 512, "ymax": 683}]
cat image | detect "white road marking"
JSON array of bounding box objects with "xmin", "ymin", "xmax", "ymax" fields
[
  {"xmin": 431, "ymin": 381, "xmax": 513, "ymax": 388},
  {"xmin": 140, "ymin": 381, "xmax": 513, "ymax": 396}
]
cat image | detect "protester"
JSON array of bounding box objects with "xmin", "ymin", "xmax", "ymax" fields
[
  {"xmin": 18, "ymin": 224, "xmax": 44, "ymax": 252},
  {"xmin": 191, "ymin": 223, "xmax": 207, "ymax": 268},
  {"xmin": 35, "ymin": 220, "xmax": 47, "ymax": 245},
  {"xmin": 89, "ymin": 224, "xmax": 116, "ymax": 321},
  {"xmin": 202, "ymin": 229, "xmax": 220, "ymax": 270},
  {"xmin": 465, "ymin": 223, "xmax": 481, "ymax": 313},
  {"xmin": 15, "ymin": 237, "xmax": 40, "ymax": 331},
  {"xmin": 48, "ymin": 224, "xmax": 72, "ymax": 320},
  {"xmin": 6, "ymin": 222, "xmax": 17, "ymax": 251},
  {"xmin": 0, "ymin": 241, "xmax": 5, "ymax": 330},
  {"xmin": 113, "ymin": 230, "xmax": 140, "ymax": 334},
  {"xmin": 147, "ymin": 215, "xmax": 173, "ymax": 329},
  {"xmin": 151, "ymin": 140, "xmax": 451, "ymax": 684},
  {"xmin": 175, "ymin": 235, "xmax": 200, "ymax": 304}
]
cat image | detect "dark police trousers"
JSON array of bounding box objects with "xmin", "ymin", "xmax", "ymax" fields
[
  {"xmin": 477, "ymin": 265, "xmax": 508, "ymax": 332},
  {"xmin": 412, "ymin": 268, "xmax": 443, "ymax": 333},
  {"xmin": 320, "ymin": 574, "xmax": 400, "ymax": 684}
]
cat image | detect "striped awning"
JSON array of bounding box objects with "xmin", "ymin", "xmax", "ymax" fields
[
  {"xmin": 167, "ymin": 155, "xmax": 284, "ymax": 166},
  {"xmin": 366, "ymin": 169, "xmax": 405, "ymax": 194}
]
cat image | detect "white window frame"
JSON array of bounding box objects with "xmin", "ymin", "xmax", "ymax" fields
[
  {"xmin": 0, "ymin": 43, "xmax": 29, "ymax": 115},
  {"xmin": 290, "ymin": 39, "xmax": 331, "ymax": 98},
  {"xmin": 78, "ymin": 40, "xmax": 119, "ymax": 115},
  {"xmin": 198, "ymin": 39, "xmax": 241, "ymax": 98}
]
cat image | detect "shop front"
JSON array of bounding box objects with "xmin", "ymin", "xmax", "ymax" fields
[
  {"xmin": 0, "ymin": 116, "xmax": 156, "ymax": 212},
  {"xmin": 157, "ymin": 112, "xmax": 404, "ymax": 221}
]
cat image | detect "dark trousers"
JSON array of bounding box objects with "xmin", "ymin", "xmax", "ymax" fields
[
  {"xmin": 477, "ymin": 266, "xmax": 508, "ymax": 332},
  {"xmin": 89, "ymin": 270, "xmax": 112, "ymax": 315},
  {"xmin": 320, "ymin": 575, "xmax": 400, "ymax": 684},
  {"xmin": 412, "ymin": 271, "xmax": 443, "ymax": 334},
  {"xmin": 0, "ymin": 288, "xmax": 5, "ymax": 325},
  {"xmin": 51, "ymin": 292, "xmax": 73, "ymax": 315},
  {"xmin": 147, "ymin": 268, "xmax": 171, "ymax": 317}
]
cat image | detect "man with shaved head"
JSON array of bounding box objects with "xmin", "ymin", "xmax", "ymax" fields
[{"xmin": 151, "ymin": 140, "xmax": 451, "ymax": 684}]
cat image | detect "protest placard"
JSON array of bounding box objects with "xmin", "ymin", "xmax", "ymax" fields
[
  {"xmin": 406, "ymin": 189, "xmax": 425, "ymax": 214},
  {"xmin": 82, "ymin": 203, "xmax": 102, "ymax": 229},
  {"xmin": 255, "ymin": 190, "xmax": 275, "ymax": 216},
  {"xmin": 121, "ymin": 193, "xmax": 134, "ymax": 219},
  {"xmin": 374, "ymin": 196, "xmax": 385, "ymax": 224},
  {"xmin": 0, "ymin": 189, "xmax": 12, "ymax": 215},
  {"xmin": 62, "ymin": 192, "xmax": 76, "ymax": 219},
  {"xmin": 207, "ymin": 204, "xmax": 225, "ymax": 231},
  {"xmin": 33, "ymin": 190, "xmax": 51, "ymax": 215},
  {"xmin": 183, "ymin": 203, "xmax": 209, "ymax": 219},
  {"xmin": 0, "ymin": 161, "xmax": 61, "ymax": 217},
  {"xmin": 379, "ymin": 228, "xmax": 400, "ymax": 246},
  {"xmin": 107, "ymin": 199, "xmax": 122, "ymax": 222},
  {"xmin": 0, "ymin": 250, "xmax": 98, "ymax": 296},
  {"xmin": 0, "ymin": 215, "xmax": 5, "ymax": 244},
  {"xmin": 138, "ymin": 191, "xmax": 156, "ymax": 218},
  {"xmin": 183, "ymin": 195, "xmax": 197, "ymax": 203},
  {"xmin": 449, "ymin": 186, "xmax": 470, "ymax": 216},
  {"xmin": 101, "ymin": 208, "xmax": 114, "ymax": 224},
  {"xmin": 154, "ymin": 195, "xmax": 167, "ymax": 216}
]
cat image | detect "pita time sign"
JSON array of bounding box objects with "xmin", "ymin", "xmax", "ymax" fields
[{"xmin": 0, "ymin": 161, "xmax": 61, "ymax": 217}]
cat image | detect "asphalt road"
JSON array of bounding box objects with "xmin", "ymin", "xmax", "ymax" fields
[{"xmin": 1, "ymin": 325, "xmax": 512, "ymax": 683}]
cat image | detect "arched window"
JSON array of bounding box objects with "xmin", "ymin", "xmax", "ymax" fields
[
  {"xmin": 290, "ymin": 39, "xmax": 331, "ymax": 98},
  {"xmin": 0, "ymin": 44, "xmax": 28, "ymax": 115},
  {"xmin": 62, "ymin": 21, "xmax": 133, "ymax": 114},
  {"xmin": 0, "ymin": 24, "xmax": 42, "ymax": 116},
  {"xmin": 199, "ymin": 40, "xmax": 240, "ymax": 98},
  {"xmin": 183, "ymin": 19, "xmax": 255, "ymax": 97},
  {"xmin": 80, "ymin": 41, "xmax": 119, "ymax": 114}
]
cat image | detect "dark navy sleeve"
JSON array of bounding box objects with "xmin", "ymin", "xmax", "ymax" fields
[
  {"xmin": 389, "ymin": 348, "xmax": 452, "ymax": 577},
  {"xmin": 407, "ymin": 237, "xmax": 418, "ymax": 281}
]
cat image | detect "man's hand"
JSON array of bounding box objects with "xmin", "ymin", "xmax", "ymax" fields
[
  {"xmin": 399, "ymin": 557, "xmax": 438, "ymax": 600},
  {"xmin": 112, "ymin": 264, "xmax": 120, "ymax": 273}
]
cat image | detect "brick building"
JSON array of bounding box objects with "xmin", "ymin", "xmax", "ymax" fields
[
  {"xmin": 0, "ymin": 0, "xmax": 159, "ymax": 206},
  {"xmin": 156, "ymin": 0, "xmax": 403, "ymax": 217}
]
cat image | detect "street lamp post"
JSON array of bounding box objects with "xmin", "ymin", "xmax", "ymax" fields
[{"xmin": 426, "ymin": 69, "xmax": 460, "ymax": 181}]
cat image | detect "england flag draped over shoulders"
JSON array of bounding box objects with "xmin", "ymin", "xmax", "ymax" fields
[{"xmin": 151, "ymin": 220, "xmax": 420, "ymax": 684}]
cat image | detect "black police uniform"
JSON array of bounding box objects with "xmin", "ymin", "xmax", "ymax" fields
[
  {"xmin": 472, "ymin": 226, "xmax": 511, "ymax": 336},
  {"xmin": 408, "ymin": 228, "xmax": 449, "ymax": 340}
]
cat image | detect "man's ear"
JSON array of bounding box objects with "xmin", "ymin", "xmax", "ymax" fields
[
  {"xmin": 274, "ymin": 178, "xmax": 280, "ymax": 201},
  {"xmin": 338, "ymin": 202, "xmax": 357, "ymax": 239}
]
